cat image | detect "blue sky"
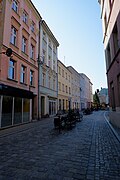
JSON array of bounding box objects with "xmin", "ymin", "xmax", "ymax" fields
[{"xmin": 32, "ymin": 0, "xmax": 107, "ymax": 93}]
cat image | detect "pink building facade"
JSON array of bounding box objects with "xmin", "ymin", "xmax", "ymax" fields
[
  {"xmin": 98, "ymin": 0, "xmax": 120, "ymax": 127},
  {"xmin": 0, "ymin": 0, "xmax": 41, "ymax": 128}
]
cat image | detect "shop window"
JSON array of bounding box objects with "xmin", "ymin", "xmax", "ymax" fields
[
  {"xmin": 1, "ymin": 96, "xmax": 13, "ymax": 127},
  {"xmin": 14, "ymin": 97, "xmax": 22, "ymax": 124},
  {"xmin": 23, "ymin": 99, "xmax": 30, "ymax": 122}
]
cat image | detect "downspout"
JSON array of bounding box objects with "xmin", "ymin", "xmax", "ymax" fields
[{"xmin": 38, "ymin": 19, "xmax": 43, "ymax": 120}]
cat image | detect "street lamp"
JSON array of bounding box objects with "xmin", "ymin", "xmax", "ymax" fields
[
  {"xmin": 0, "ymin": 48, "xmax": 12, "ymax": 57},
  {"xmin": 37, "ymin": 55, "xmax": 44, "ymax": 120}
]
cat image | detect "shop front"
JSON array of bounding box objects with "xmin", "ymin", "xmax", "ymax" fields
[{"xmin": 0, "ymin": 84, "xmax": 33, "ymax": 129}]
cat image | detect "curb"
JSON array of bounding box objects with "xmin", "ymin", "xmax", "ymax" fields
[{"xmin": 104, "ymin": 111, "xmax": 120, "ymax": 143}]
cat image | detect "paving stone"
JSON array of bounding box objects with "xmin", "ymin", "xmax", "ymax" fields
[{"xmin": 0, "ymin": 111, "xmax": 120, "ymax": 179}]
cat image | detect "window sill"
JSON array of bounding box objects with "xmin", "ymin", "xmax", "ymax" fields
[
  {"xmin": 7, "ymin": 77, "xmax": 18, "ymax": 83},
  {"xmin": 29, "ymin": 85, "xmax": 35, "ymax": 89},
  {"xmin": 20, "ymin": 82, "xmax": 27, "ymax": 86}
]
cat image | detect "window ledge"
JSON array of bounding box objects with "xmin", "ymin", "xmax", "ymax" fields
[{"xmin": 7, "ymin": 77, "xmax": 18, "ymax": 83}]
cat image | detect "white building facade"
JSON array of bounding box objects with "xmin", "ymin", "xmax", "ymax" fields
[
  {"xmin": 67, "ymin": 66, "xmax": 80, "ymax": 110},
  {"xmin": 80, "ymin": 73, "xmax": 93, "ymax": 110},
  {"xmin": 39, "ymin": 20, "xmax": 59, "ymax": 117}
]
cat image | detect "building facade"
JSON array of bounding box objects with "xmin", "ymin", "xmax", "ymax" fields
[
  {"xmin": 39, "ymin": 20, "xmax": 59, "ymax": 117},
  {"xmin": 58, "ymin": 60, "xmax": 72, "ymax": 111},
  {"xmin": 67, "ymin": 66, "xmax": 80, "ymax": 110},
  {"xmin": 98, "ymin": 0, "xmax": 120, "ymax": 127},
  {"xmin": 97, "ymin": 88, "xmax": 109, "ymax": 106},
  {"xmin": 80, "ymin": 73, "xmax": 93, "ymax": 110},
  {"xmin": 0, "ymin": 0, "xmax": 40, "ymax": 128}
]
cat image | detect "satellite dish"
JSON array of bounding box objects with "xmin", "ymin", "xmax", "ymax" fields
[{"xmin": 6, "ymin": 48, "xmax": 12, "ymax": 57}]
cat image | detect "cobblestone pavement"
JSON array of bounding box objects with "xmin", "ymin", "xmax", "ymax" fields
[{"xmin": 0, "ymin": 111, "xmax": 120, "ymax": 180}]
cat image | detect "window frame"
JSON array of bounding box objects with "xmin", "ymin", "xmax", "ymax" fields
[
  {"xmin": 30, "ymin": 70, "xmax": 34, "ymax": 86},
  {"xmin": 12, "ymin": 0, "xmax": 18, "ymax": 13},
  {"xmin": 20, "ymin": 65, "xmax": 26, "ymax": 84},
  {"xmin": 8, "ymin": 59, "xmax": 15, "ymax": 80},
  {"xmin": 10, "ymin": 26, "xmax": 17, "ymax": 46},
  {"xmin": 30, "ymin": 44, "xmax": 34, "ymax": 59},
  {"xmin": 22, "ymin": 36, "xmax": 27, "ymax": 53}
]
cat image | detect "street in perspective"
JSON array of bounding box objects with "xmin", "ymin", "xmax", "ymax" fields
[
  {"xmin": 0, "ymin": 0, "xmax": 120, "ymax": 179},
  {"xmin": 0, "ymin": 111, "xmax": 120, "ymax": 180}
]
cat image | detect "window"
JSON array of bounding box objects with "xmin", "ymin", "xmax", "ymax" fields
[
  {"xmin": 53, "ymin": 45, "xmax": 56, "ymax": 53},
  {"xmin": 48, "ymin": 76, "xmax": 51, "ymax": 88},
  {"xmin": 104, "ymin": 13, "xmax": 107, "ymax": 32},
  {"xmin": 30, "ymin": 44, "xmax": 34, "ymax": 59},
  {"xmin": 59, "ymin": 99, "xmax": 61, "ymax": 110},
  {"xmin": 42, "ymin": 73, "xmax": 46, "ymax": 86},
  {"xmin": 53, "ymin": 60, "xmax": 55, "ymax": 71},
  {"xmin": 49, "ymin": 39, "xmax": 51, "ymax": 48},
  {"xmin": 69, "ymin": 75, "xmax": 70, "ymax": 82},
  {"xmin": 43, "ymin": 49, "xmax": 46, "ymax": 63},
  {"xmin": 43, "ymin": 31, "xmax": 46, "ymax": 41},
  {"xmin": 62, "ymin": 69, "xmax": 64, "ymax": 77},
  {"xmin": 8, "ymin": 59, "xmax": 15, "ymax": 80},
  {"xmin": 53, "ymin": 79, "xmax": 55, "ymax": 90},
  {"xmin": 62, "ymin": 84, "xmax": 64, "ymax": 92},
  {"xmin": 66, "ymin": 85, "xmax": 68, "ymax": 93},
  {"xmin": 22, "ymin": 36, "xmax": 27, "ymax": 53},
  {"xmin": 20, "ymin": 65, "xmax": 26, "ymax": 83},
  {"xmin": 12, "ymin": 0, "xmax": 18, "ymax": 13},
  {"xmin": 23, "ymin": 11, "xmax": 28, "ymax": 24},
  {"xmin": 69, "ymin": 87, "xmax": 71, "ymax": 94},
  {"xmin": 58, "ymin": 66, "xmax": 61, "ymax": 75},
  {"xmin": 113, "ymin": 23, "xmax": 119, "ymax": 55},
  {"xmin": 66, "ymin": 73, "xmax": 67, "ymax": 79},
  {"xmin": 58, "ymin": 82, "xmax": 61, "ymax": 91},
  {"xmin": 48, "ymin": 55, "xmax": 51, "ymax": 67},
  {"xmin": 10, "ymin": 26, "xmax": 17, "ymax": 46},
  {"xmin": 31, "ymin": 21, "xmax": 35, "ymax": 32},
  {"xmin": 117, "ymin": 74, "xmax": 120, "ymax": 105},
  {"xmin": 110, "ymin": 82, "xmax": 116, "ymax": 111},
  {"xmin": 30, "ymin": 70, "xmax": 34, "ymax": 85},
  {"xmin": 105, "ymin": 43, "xmax": 111, "ymax": 68}
]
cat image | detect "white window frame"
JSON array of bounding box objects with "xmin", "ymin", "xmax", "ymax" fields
[
  {"xmin": 31, "ymin": 21, "xmax": 35, "ymax": 32},
  {"xmin": 23, "ymin": 11, "xmax": 28, "ymax": 24},
  {"xmin": 20, "ymin": 65, "xmax": 26, "ymax": 83},
  {"xmin": 22, "ymin": 36, "xmax": 27, "ymax": 53},
  {"xmin": 8, "ymin": 59, "xmax": 15, "ymax": 80},
  {"xmin": 12, "ymin": 0, "xmax": 18, "ymax": 13},
  {"xmin": 30, "ymin": 70, "xmax": 34, "ymax": 86},
  {"xmin": 10, "ymin": 26, "xmax": 17, "ymax": 46},
  {"xmin": 30, "ymin": 44, "xmax": 34, "ymax": 59}
]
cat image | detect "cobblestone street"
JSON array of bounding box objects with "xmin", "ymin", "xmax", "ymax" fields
[{"xmin": 0, "ymin": 111, "xmax": 120, "ymax": 180}]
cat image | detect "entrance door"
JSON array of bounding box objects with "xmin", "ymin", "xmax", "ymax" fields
[{"xmin": 41, "ymin": 96, "xmax": 45, "ymax": 116}]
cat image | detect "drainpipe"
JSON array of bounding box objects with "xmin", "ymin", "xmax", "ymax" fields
[{"xmin": 38, "ymin": 19, "xmax": 43, "ymax": 120}]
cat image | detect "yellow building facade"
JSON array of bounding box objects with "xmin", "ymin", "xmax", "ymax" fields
[{"xmin": 58, "ymin": 60, "xmax": 72, "ymax": 111}]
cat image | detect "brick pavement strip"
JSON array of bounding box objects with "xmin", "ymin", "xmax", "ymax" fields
[{"xmin": 0, "ymin": 111, "xmax": 120, "ymax": 180}]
